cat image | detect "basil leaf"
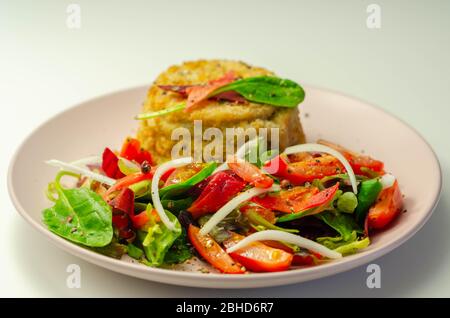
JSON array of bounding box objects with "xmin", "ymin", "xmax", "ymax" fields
[
  {"xmin": 212, "ymin": 76, "xmax": 305, "ymax": 107},
  {"xmin": 43, "ymin": 173, "xmax": 113, "ymax": 247},
  {"xmin": 159, "ymin": 162, "xmax": 217, "ymax": 199}
]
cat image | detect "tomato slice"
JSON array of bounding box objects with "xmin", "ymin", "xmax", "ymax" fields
[
  {"xmin": 264, "ymin": 154, "xmax": 343, "ymax": 185},
  {"xmin": 227, "ymin": 157, "xmax": 274, "ymax": 188},
  {"xmin": 223, "ymin": 233, "xmax": 293, "ymax": 272},
  {"xmin": 318, "ymin": 140, "xmax": 384, "ymax": 175},
  {"xmin": 184, "ymin": 72, "xmax": 236, "ymax": 112},
  {"xmin": 188, "ymin": 225, "xmax": 245, "ymax": 274},
  {"xmin": 120, "ymin": 137, "xmax": 154, "ymax": 165},
  {"xmin": 188, "ymin": 171, "xmax": 247, "ymax": 219},
  {"xmin": 252, "ymin": 186, "xmax": 319, "ymax": 213},
  {"xmin": 368, "ymin": 181, "xmax": 403, "ymax": 229}
]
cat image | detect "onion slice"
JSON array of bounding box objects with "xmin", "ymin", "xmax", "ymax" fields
[
  {"xmin": 214, "ymin": 137, "xmax": 262, "ymax": 173},
  {"xmin": 151, "ymin": 157, "xmax": 193, "ymax": 231},
  {"xmin": 70, "ymin": 156, "xmax": 102, "ymax": 167},
  {"xmin": 46, "ymin": 159, "xmax": 115, "ymax": 186},
  {"xmin": 283, "ymin": 143, "xmax": 358, "ymax": 194},
  {"xmin": 199, "ymin": 184, "xmax": 280, "ymax": 236},
  {"xmin": 226, "ymin": 230, "xmax": 342, "ymax": 259},
  {"xmin": 379, "ymin": 173, "xmax": 396, "ymax": 189}
]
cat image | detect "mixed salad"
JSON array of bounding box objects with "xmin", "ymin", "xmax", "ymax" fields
[{"xmin": 43, "ymin": 137, "xmax": 403, "ymax": 273}]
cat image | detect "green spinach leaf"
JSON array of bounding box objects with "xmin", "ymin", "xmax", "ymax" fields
[
  {"xmin": 42, "ymin": 172, "xmax": 113, "ymax": 247},
  {"xmin": 212, "ymin": 76, "xmax": 305, "ymax": 107}
]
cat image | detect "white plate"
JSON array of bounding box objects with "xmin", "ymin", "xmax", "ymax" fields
[{"xmin": 7, "ymin": 85, "xmax": 442, "ymax": 288}]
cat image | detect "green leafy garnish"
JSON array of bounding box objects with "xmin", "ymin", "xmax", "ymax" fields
[
  {"xmin": 42, "ymin": 171, "xmax": 113, "ymax": 247},
  {"xmin": 213, "ymin": 76, "xmax": 305, "ymax": 107},
  {"xmin": 135, "ymin": 103, "xmax": 186, "ymax": 120},
  {"xmin": 135, "ymin": 76, "xmax": 305, "ymax": 120},
  {"xmin": 246, "ymin": 210, "xmax": 298, "ymax": 233},
  {"xmin": 161, "ymin": 197, "xmax": 194, "ymax": 214}
]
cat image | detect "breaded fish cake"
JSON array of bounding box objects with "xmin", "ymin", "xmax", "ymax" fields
[{"xmin": 137, "ymin": 60, "xmax": 305, "ymax": 163}]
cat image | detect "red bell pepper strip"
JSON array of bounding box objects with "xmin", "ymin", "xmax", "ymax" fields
[
  {"xmin": 227, "ymin": 157, "xmax": 274, "ymax": 189},
  {"xmin": 188, "ymin": 225, "xmax": 245, "ymax": 274},
  {"xmin": 223, "ymin": 232, "xmax": 293, "ymax": 272},
  {"xmin": 110, "ymin": 188, "xmax": 135, "ymax": 239},
  {"xmin": 367, "ymin": 181, "xmax": 403, "ymax": 229},
  {"xmin": 102, "ymin": 148, "xmax": 125, "ymax": 179},
  {"xmin": 265, "ymin": 154, "xmax": 344, "ymax": 185},
  {"xmin": 187, "ymin": 171, "xmax": 247, "ymax": 219},
  {"xmin": 276, "ymin": 183, "xmax": 340, "ymax": 222},
  {"xmin": 318, "ymin": 139, "xmax": 384, "ymax": 175},
  {"xmin": 252, "ymin": 186, "xmax": 319, "ymax": 213},
  {"xmin": 120, "ymin": 137, "xmax": 154, "ymax": 165}
]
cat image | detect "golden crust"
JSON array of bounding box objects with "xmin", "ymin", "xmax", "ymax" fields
[{"xmin": 137, "ymin": 60, "xmax": 305, "ymax": 163}]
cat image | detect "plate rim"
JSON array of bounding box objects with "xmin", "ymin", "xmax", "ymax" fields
[{"xmin": 7, "ymin": 84, "xmax": 443, "ymax": 288}]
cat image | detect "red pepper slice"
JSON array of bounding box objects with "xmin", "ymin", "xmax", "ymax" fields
[
  {"xmin": 227, "ymin": 157, "xmax": 274, "ymax": 189},
  {"xmin": 223, "ymin": 232, "xmax": 293, "ymax": 272},
  {"xmin": 318, "ymin": 140, "xmax": 384, "ymax": 175},
  {"xmin": 187, "ymin": 171, "xmax": 247, "ymax": 219},
  {"xmin": 120, "ymin": 137, "xmax": 154, "ymax": 165},
  {"xmin": 252, "ymin": 186, "xmax": 319, "ymax": 213},
  {"xmin": 368, "ymin": 181, "xmax": 403, "ymax": 229},
  {"xmin": 102, "ymin": 148, "xmax": 125, "ymax": 179},
  {"xmin": 188, "ymin": 225, "xmax": 245, "ymax": 274}
]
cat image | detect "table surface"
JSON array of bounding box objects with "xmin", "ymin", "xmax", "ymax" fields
[{"xmin": 1, "ymin": 0, "xmax": 449, "ymax": 297}]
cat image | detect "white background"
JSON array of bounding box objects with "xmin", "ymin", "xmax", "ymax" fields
[{"xmin": 1, "ymin": 0, "xmax": 449, "ymax": 297}]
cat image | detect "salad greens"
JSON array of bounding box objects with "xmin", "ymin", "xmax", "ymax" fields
[
  {"xmin": 42, "ymin": 135, "xmax": 400, "ymax": 273},
  {"xmin": 43, "ymin": 171, "xmax": 113, "ymax": 247},
  {"xmin": 138, "ymin": 211, "xmax": 182, "ymax": 266}
]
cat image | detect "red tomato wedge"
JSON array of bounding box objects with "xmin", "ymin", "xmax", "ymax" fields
[
  {"xmin": 264, "ymin": 154, "xmax": 343, "ymax": 185},
  {"xmin": 120, "ymin": 137, "xmax": 154, "ymax": 165},
  {"xmin": 188, "ymin": 225, "xmax": 245, "ymax": 274},
  {"xmin": 102, "ymin": 148, "xmax": 125, "ymax": 179},
  {"xmin": 223, "ymin": 233, "xmax": 293, "ymax": 272},
  {"xmin": 368, "ymin": 181, "xmax": 403, "ymax": 229},
  {"xmin": 318, "ymin": 139, "xmax": 384, "ymax": 175},
  {"xmin": 184, "ymin": 72, "xmax": 236, "ymax": 112},
  {"xmin": 252, "ymin": 186, "xmax": 320, "ymax": 213},
  {"xmin": 188, "ymin": 171, "xmax": 247, "ymax": 219},
  {"xmin": 227, "ymin": 157, "xmax": 274, "ymax": 188}
]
